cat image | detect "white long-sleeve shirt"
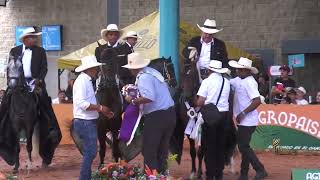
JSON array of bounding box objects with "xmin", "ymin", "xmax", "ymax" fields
[{"xmin": 73, "ymin": 72, "xmax": 99, "ymax": 120}]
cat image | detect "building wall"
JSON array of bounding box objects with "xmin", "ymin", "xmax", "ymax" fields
[
  {"xmin": 1, "ymin": 0, "xmax": 320, "ymax": 96},
  {"xmin": 120, "ymin": 0, "xmax": 320, "ymax": 62}
]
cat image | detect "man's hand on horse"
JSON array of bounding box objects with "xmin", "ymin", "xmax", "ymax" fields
[
  {"xmin": 100, "ymin": 105, "xmax": 114, "ymax": 119},
  {"xmin": 35, "ymin": 79, "xmax": 43, "ymax": 87}
]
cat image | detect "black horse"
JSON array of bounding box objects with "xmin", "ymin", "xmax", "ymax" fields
[
  {"xmin": 179, "ymin": 59, "xmax": 205, "ymax": 179},
  {"xmin": 0, "ymin": 54, "xmax": 62, "ymax": 173},
  {"xmin": 0, "ymin": 54, "xmax": 38, "ymax": 173}
]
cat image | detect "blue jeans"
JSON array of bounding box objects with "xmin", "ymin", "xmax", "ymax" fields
[{"xmin": 73, "ymin": 118, "xmax": 97, "ymax": 180}]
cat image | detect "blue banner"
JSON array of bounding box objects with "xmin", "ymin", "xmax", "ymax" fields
[
  {"xmin": 288, "ymin": 54, "xmax": 305, "ymax": 68},
  {"xmin": 15, "ymin": 26, "xmax": 33, "ymax": 46},
  {"xmin": 42, "ymin": 25, "xmax": 62, "ymax": 51}
]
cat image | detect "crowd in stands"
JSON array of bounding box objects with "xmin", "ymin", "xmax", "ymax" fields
[{"xmin": 258, "ymin": 65, "xmax": 319, "ymax": 105}]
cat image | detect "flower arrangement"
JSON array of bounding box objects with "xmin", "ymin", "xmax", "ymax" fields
[{"xmin": 92, "ymin": 154, "xmax": 181, "ymax": 180}]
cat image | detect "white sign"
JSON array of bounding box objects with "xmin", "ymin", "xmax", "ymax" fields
[{"xmin": 268, "ymin": 65, "xmax": 293, "ymax": 76}]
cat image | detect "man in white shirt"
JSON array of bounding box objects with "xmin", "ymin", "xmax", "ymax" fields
[
  {"xmin": 229, "ymin": 57, "xmax": 268, "ymax": 180},
  {"xmin": 295, "ymin": 86, "xmax": 309, "ymax": 105},
  {"xmin": 72, "ymin": 56, "xmax": 114, "ymax": 180},
  {"xmin": 195, "ymin": 60, "xmax": 230, "ymax": 180}
]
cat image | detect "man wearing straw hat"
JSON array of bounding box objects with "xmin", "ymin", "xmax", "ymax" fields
[
  {"xmin": 182, "ymin": 19, "xmax": 228, "ymax": 83},
  {"xmin": 95, "ymin": 24, "xmax": 122, "ymax": 62},
  {"xmin": 6, "ymin": 27, "xmax": 62, "ymax": 166},
  {"xmin": 115, "ymin": 31, "xmax": 141, "ymax": 86},
  {"xmin": 194, "ymin": 60, "xmax": 230, "ymax": 180},
  {"xmin": 72, "ymin": 55, "xmax": 114, "ymax": 180},
  {"xmin": 122, "ymin": 52, "xmax": 176, "ymax": 175},
  {"xmin": 229, "ymin": 57, "xmax": 268, "ymax": 180}
]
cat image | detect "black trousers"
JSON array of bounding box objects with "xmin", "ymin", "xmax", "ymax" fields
[
  {"xmin": 142, "ymin": 107, "xmax": 176, "ymax": 173},
  {"xmin": 237, "ymin": 125, "xmax": 265, "ymax": 175},
  {"xmin": 202, "ymin": 112, "xmax": 227, "ymax": 180}
]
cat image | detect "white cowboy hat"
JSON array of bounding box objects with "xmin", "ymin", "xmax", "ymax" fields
[
  {"xmin": 197, "ymin": 19, "xmax": 223, "ymax": 34},
  {"xmin": 296, "ymin": 86, "xmax": 306, "ymax": 95},
  {"xmin": 101, "ymin": 24, "xmax": 122, "ymax": 41},
  {"xmin": 75, "ymin": 55, "xmax": 105, "ymax": 73},
  {"xmin": 228, "ymin": 57, "xmax": 259, "ymax": 74},
  {"xmin": 19, "ymin": 27, "xmax": 42, "ymax": 42},
  {"xmin": 122, "ymin": 31, "xmax": 141, "ymax": 40},
  {"xmin": 122, "ymin": 52, "xmax": 150, "ymax": 69},
  {"xmin": 207, "ymin": 60, "xmax": 229, "ymax": 74}
]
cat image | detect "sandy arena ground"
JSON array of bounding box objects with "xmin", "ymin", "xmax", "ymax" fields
[{"xmin": 0, "ymin": 142, "xmax": 319, "ymax": 180}]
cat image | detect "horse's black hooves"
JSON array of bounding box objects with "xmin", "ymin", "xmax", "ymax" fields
[
  {"xmin": 12, "ymin": 169, "xmax": 18, "ymax": 174},
  {"xmin": 41, "ymin": 162, "xmax": 49, "ymax": 168},
  {"xmin": 98, "ymin": 163, "xmax": 105, "ymax": 169}
]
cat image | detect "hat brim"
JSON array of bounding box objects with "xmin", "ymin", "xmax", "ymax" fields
[
  {"xmin": 75, "ymin": 62, "xmax": 105, "ymax": 73},
  {"xmin": 207, "ymin": 67, "xmax": 229, "ymax": 74},
  {"xmin": 19, "ymin": 32, "xmax": 42, "ymax": 42},
  {"xmin": 101, "ymin": 29, "xmax": 123, "ymax": 41},
  {"xmin": 122, "ymin": 35, "xmax": 142, "ymax": 40},
  {"xmin": 228, "ymin": 60, "xmax": 259, "ymax": 74},
  {"xmin": 197, "ymin": 24, "xmax": 222, "ymax": 34},
  {"xmin": 122, "ymin": 59, "xmax": 151, "ymax": 69}
]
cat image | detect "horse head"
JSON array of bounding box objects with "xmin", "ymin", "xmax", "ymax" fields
[
  {"xmin": 98, "ymin": 47, "xmax": 119, "ymax": 88},
  {"xmin": 180, "ymin": 60, "xmax": 199, "ymax": 101},
  {"xmin": 7, "ymin": 54, "xmax": 24, "ymax": 89},
  {"xmin": 148, "ymin": 56, "xmax": 177, "ymax": 88}
]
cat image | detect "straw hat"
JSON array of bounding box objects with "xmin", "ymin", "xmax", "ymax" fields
[
  {"xmin": 296, "ymin": 86, "xmax": 306, "ymax": 95},
  {"xmin": 19, "ymin": 27, "xmax": 42, "ymax": 42},
  {"xmin": 122, "ymin": 31, "xmax": 141, "ymax": 40},
  {"xmin": 100, "ymin": 24, "xmax": 122, "ymax": 41},
  {"xmin": 207, "ymin": 60, "xmax": 229, "ymax": 74},
  {"xmin": 75, "ymin": 56, "xmax": 105, "ymax": 72},
  {"xmin": 197, "ymin": 19, "xmax": 223, "ymax": 34},
  {"xmin": 228, "ymin": 57, "xmax": 259, "ymax": 74},
  {"xmin": 122, "ymin": 53, "xmax": 150, "ymax": 69}
]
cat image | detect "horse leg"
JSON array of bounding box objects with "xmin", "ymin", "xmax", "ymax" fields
[
  {"xmin": 197, "ymin": 145, "xmax": 204, "ymax": 179},
  {"xmin": 97, "ymin": 119, "xmax": 107, "ymax": 168},
  {"xmin": 188, "ymin": 137, "xmax": 197, "ymax": 179},
  {"xmin": 13, "ymin": 136, "xmax": 20, "ymax": 174},
  {"xmin": 26, "ymin": 126, "xmax": 35, "ymax": 173},
  {"xmin": 112, "ymin": 131, "xmax": 121, "ymax": 162}
]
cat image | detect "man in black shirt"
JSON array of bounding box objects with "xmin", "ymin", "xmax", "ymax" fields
[{"xmin": 271, "ymin": 65, "xmax": 296, "ymax": 103}]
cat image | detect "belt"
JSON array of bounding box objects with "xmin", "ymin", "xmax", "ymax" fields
[
  {"xmin": 73, "ymin": 118, "xmax": 97, "ymax": 122},
  {"xmin": 144, "ymin": 106, "xmax": 175, "ymax": 117}
]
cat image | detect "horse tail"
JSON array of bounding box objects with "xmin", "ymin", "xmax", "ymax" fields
[{"xmin": 32, "ymin": 122, "xmax": 40, "ymax": 157}]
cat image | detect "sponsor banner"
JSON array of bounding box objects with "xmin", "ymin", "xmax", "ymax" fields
[
  {"xmin": 53, "ymin": 104, "xmax": 320, "ymax": 149},
  {"xmin": 251, "ymin": 105, "xmax": 320, "ymax": 151},
  {"xmin": 292, "ymin": 169, "xmax": 320, "ymax": 180}
]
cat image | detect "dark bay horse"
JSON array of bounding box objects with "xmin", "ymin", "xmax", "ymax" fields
[
  {"xmin": 179, "ymin": 59, "xmax": 205, "ymax": 178},
  {"xmin": 96, "ymin": 47, "xmax": 123, "ymax": 166},
  {"xmin": 1, "ymin": 54, "xmax": 38, "ymax": 173}
]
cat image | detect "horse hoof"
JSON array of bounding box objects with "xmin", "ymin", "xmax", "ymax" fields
[
  {"xmin": 98, "ymin": 163, "xmax": 105, "ymax": 169},
  {"xmin": 189, "ymin": 172, "xmax": 196, "ymax": 179},
  {"xmin": 41, "ymin": 162, "xmax": 49, "ymax": 169},
  {"xmin": 197, "ymin": 171, "xmax": 202, "ymax": 179},
  {"xmin": 12, "ymin": 169, "xmax": 18, "ymax": 174}
]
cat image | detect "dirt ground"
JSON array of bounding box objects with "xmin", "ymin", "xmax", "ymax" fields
[{"xmin": 0, "ymin": 142, "xmax": 319, "ymax": 180}]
